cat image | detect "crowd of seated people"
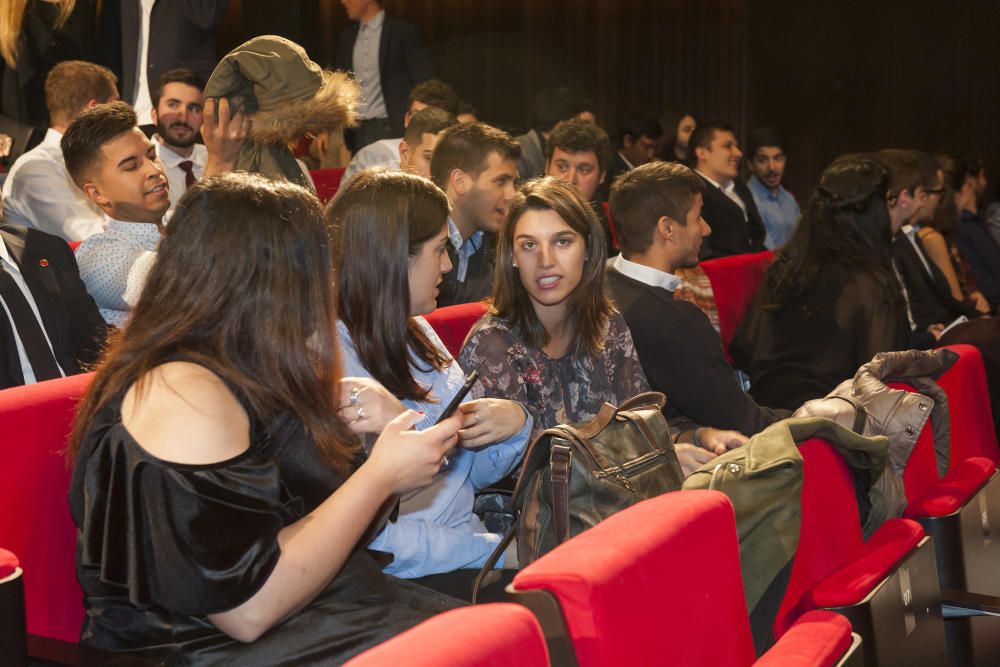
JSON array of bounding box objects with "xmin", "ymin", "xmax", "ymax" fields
[{"xmin": 3, "ymin": 16, "xmax": 1000, "ymax": 665}]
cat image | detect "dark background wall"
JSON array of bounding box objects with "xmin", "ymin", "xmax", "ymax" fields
[{"xmin": 218, "ymin": 0, "xmax": 1000, "ymax": 200}]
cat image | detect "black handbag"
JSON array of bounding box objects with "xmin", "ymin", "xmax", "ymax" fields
[{"xmin": 473, "ymin": 392, "xmax": 684, "ymax": 600}]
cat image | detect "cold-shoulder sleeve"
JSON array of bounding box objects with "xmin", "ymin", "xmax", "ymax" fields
[{"xmin": 73, "ymin": 425, "xmax": 299, "ymax": 617}]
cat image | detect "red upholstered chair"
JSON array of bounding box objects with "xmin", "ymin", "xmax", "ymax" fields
[
  {"xmin": 510, "ymin": 490, "xmax": 859, "ymax": 667},
  {"xmin": 600, "ymin": 201, "xmax": 620, "ymax": 251},
  {"xmin": 67, "ymin": 241, "xmax": 81, "ymax": 252},
  {"xmin": 423, "ymin": 301, "xmax": 489, "ymax": 359},
  {"xmin": 0, "ymin": 373, "xmax": 92, "ymax": 643},
  {"xmin": 775, "ymin": 438, "xmax": 946, "ymax": 667},
  {"xmin": 343, "ymin": 603, "xmax": 549, "ymax": 667},
  {"xmin": 311, "ymin": 167, "xmax": 346, "ymax": 204},
  {"xmin": 699, "ymin": 251, "xmax": 773, "ymax": 357}
]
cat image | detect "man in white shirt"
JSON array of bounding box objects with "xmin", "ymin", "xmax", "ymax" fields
[
  {"xmin": 149, "ymin": 69, "xmax": 207, "ymax": 210},
  {"xmin": 62, "ymin": 103, "xmax": 171, "ymax": 327},
  {"xmin": 343, "ymin": 79, "xmax": 460, "ymax": 181},
  {"xmin": 2, "ymin": 61, "xmax": 119, "ymax": 241}
]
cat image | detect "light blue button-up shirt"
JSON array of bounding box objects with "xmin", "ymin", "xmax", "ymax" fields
[
  {"xmin": 447, "ymin": 218, "xmax": 484, "ymax": 283},
  {"xmin": 338, "ymin": 317, "xmax": 532, "ymax": 577},
  {"xmin": 352, "ymin": 9, "xmax": 388, "ymax": 120},
  {"xmin": 747, "ymin": 174, "xmax": 801, "ymax": 249}
]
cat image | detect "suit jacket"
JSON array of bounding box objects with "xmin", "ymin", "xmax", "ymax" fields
[
  {"xmin": 607, "ymin": 268, "xmax": 786, "ymax": 436},
  {"xmin": 437, "ymin": 233, "xmax": 497, "ymax": 308},
  {"xmin": 600, "ymin": 152, "xmax": 631, "ymax": 202},
  {"xmin": 698, "ymin": 175, "xmax": 766, "ymax": 259},
  {"xmin": 0, "ymin": 225, "xmax": 108, "ymax": 389},
  {"xmin": 100, "ymin": 0, "xmax": 228, "ymax": 107},
  {"xmin": 515, "ymin": 129, "xmax": 545, "ymax": 180},
  {"xmin": 892, "ymin": 231, "xmax": 977, "ymax": 332},
  {"xmin": 335, "ymin": 15, "xmax": 433, "ymax": 136}
]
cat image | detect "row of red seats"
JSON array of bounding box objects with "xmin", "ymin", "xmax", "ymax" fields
[{"xmin": 2, "ymin": 252, "xmax": 998, "ymax": 664}]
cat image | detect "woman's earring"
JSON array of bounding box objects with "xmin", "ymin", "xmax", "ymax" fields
[{"xmin": 512, "ymin": 259, "xmax": 518, "ymax": 268}]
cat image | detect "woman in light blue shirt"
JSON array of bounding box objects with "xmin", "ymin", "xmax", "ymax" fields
[{"xmin": 327, "ymin": 169, "xmax": 531, "ymax": 586}]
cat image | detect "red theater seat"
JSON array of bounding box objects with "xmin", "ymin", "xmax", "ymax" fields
[
  {"xmin": 511, "ymin": 490, "xmax": 857, "ymax": 667},
  {"xmin": 0, "ymin": 373, "xmax": 92, "ymax": 642},
  {"xmin": 343, "ymin": 604, "xmax": 549, "ymax": 667},
  {"xmin": 311, "ymin": 167, "xmax": 346, "ymax": 203},
  {"xmin": 423, "ymin": 301, "xmax": 488, "ymax": 359},
  {"xmin": 699, "ymin": 251, "xmax": 773, "ymax": 357}
]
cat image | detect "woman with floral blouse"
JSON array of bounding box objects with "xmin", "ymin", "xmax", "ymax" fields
[{"xmin": 459, "ymin": 177, "xmax": 742, "ymax": 475}]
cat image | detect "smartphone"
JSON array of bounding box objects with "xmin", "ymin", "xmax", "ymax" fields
[{"xmin": 435, "ymin": 369, "xmax": 480, "ymax": 424}]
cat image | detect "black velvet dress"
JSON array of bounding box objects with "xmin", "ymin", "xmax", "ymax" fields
[{"xmin": 68, "ymin": 395, "xmax": 460, "ymax": 666}]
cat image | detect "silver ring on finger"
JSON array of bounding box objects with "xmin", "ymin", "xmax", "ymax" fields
[
  {"xmin": 475, "ymin": 411, "xmax": 481, "ymax": 425},
  {"xmin": 349, "ymin": 386, "xmax": 361, "ymax": 405},
  {"xmin": 356, "ymin": 406, "xmax": 366, "ymax": 421}
]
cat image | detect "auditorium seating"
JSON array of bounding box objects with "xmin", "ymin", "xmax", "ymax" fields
[
  {"xmin": 423, "ymin": 301, "xmax": 489, "ymax": 358},
  {"xmin": 311, "ymin": 167, "xmax": 347, "ymax": 203},
  {"xmin": 776, "ymin": 438, "xmax": 946, "ymax": 666},
  {"xmin": 343, "ymin": 604, "xmax": 550, "ymax": 667},
  {"xmin": 509, "ymin": 489, "xmax": 861, "ymax": 666}
]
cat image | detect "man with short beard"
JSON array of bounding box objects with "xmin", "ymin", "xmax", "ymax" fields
[{"xmin": 149, "ymin": 69, "xmax": 206, "ymax": 210}]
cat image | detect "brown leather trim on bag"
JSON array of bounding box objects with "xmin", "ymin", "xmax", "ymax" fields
[
  {"xmin": 618, "ymin": 391, "xmax": 668, "ymax": 412},
  {"xmin": 550, "ymin": 443, "xmax": 573, "ymax": 546},
  {"xmin": 620, "ymin": 410, "xmax": 671, "ymax": 454},
  {"xmin": 472, "ymin": 524, "xmax": 517, "ymax": 604}
]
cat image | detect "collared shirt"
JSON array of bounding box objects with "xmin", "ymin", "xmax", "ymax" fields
[
  {"xmin": 448, "ymin": 217, "xmax": 484, "ymax": 283},
  {"xmin": 1, "ymin": 128, "xmax": 106, "ymax": 241},
  {"xmin": 342, "ymin": 136, "xmax": 401, "ymax": 182},
  {"xmin": 75, "ymin": 217, "xmax": 161, "ymax": 327},
  {"xmin": 338, "ymin": 317, "xmax": 531, "ymax": 577},
  {"xmin": 610, "ymin": 254, "xmax": 681, "ymax": 292},
  {"xmin": 0, "ymin": 237, "xmax": 65, "ymax": 384},
  {"xmin": 697, "ymin": 169, "xmax": 748, "ymax": 221},
  {"xmin": 132, "ymin": 0, "xmax": 157, "ymax": 124},
  {"xmin": 900, "ymin": 224, "xmax": 935, "ymax": 278},
  {"xmin": 352, "ymin": 9, "xmax": 388, "ymax": 120},
  {"xmin": 747, "ymin": 175, "xmax": 801, "ymax": 249},
  {"xmin": 155, "ymin": 139, "xmax": 208, "ymax": 210}
]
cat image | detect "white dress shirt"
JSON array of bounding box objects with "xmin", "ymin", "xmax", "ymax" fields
[
  {"xmin": 353, "ymin": 10, "xmax": 388, "ymax": 120},
  {"xmin": 610, "ymin": 254, "xmax": 682, "ymax": 292},
  {"xmin": 0, "ymin": 237, "xmax": 65, "ymax": 384},
  {"xmin": 697, "ymin": 169, "xmax": 748, "ymax": 221},
  {"xmin": 1, "ymin": 128, "xmax": 106, "ymax": 241},
  {"xmin": 343, "ymin": 136, "xmax": 401, "ymax": 182},
  {"xmin": 75, "ymin": 218, "xmax": 161, "ymax": 327},
  {"xmin": 155, "ymin": 140, "xmax": 207, "ymax": 210},
  {"xmin": 132, "ymin": 0, "xmax": 157, "ymax": 124}
]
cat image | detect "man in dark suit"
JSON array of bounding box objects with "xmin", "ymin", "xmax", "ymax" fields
[
  {"xmin": 690, "ymin": 120, "xmax": 766, "ymax": 259},
  {"xmin": 335, "ymin": 0, "xmax": 433, "ymax": 149},
  {"xmin": 607, "ymin": 160, "xmax": 787, "ymax": 437},
  {"xmin": 99, "ymin": 0, "xmax": 229, "ymax": 133},
  {"xmin": 603, "ymin": 112, "xmax": 661, "ymax": 201},
  {"xmin": 0, "ymin": 220, "xmax": 108, "ymax": 390}
]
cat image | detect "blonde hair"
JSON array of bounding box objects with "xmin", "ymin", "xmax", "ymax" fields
[{"xmin": 1, "ymin": 0, "xmax": 76, "ymax": 67}]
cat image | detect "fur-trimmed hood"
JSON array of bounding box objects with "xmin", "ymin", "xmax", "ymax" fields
[{"xmin": 205, "ymin": 35, "xmax": 359, "ymax": 184}]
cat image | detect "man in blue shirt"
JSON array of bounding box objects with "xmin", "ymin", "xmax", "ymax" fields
[{"xmin": 745, "ymin": 127, "xmax": 801, "ymax": 249}]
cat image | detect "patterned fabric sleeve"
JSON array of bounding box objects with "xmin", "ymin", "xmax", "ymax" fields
[{"xmin": 606, "ymin": 312, "xmax": 652, "ymax": 402}]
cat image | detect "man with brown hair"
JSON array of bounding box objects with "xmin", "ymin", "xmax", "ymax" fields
[
  {"xmin": 2, "ymin": 61, "xmax": 119, "ymax": 241},
  {"xmin": 430, "ymin": 122, "xmax": 520, "ymax": 306},
  {"xmin": 607, "ymin": 161, "xmax": 787, "ymax": 436}
]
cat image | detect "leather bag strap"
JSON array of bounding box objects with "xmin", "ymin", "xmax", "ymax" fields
[
  {"xmin": 550, "ymin": 442, "xmax": 574, "ymax": 546},
  {"xmin": 472, "ymin": 523, "xmax": 517, "ymax": 604}
]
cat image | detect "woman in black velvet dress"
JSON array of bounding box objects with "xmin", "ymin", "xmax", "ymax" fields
[
  {"xmin": 731, "ymin": 157, "xmax": 909, "ymax": 412},
  {"xmin": 66, "ymin": 173, "xmax": 464, "ymax": 665}
]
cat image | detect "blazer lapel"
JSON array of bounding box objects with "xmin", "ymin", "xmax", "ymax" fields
[{"xmin": 378, "ymin": 17, "xmax": 392, "ymax": 74}]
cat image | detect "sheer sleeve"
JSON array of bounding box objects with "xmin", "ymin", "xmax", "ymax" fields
[
  {"xmin": 605, "ymin": 312, "xmax": 651, "ymax": 402},
  {"xmin": 75, "ymin": 430, "xmax": 298, "ymax": 617}
]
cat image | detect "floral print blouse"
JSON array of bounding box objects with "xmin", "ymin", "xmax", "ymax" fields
[{"xmin": 458, "ymin": 311, "xmax": 651, "ymax": 441}]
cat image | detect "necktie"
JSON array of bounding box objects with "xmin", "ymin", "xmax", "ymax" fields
[
  {"xmin": 178, "ymin": 160, "xmax": 197, "ymax": 189},
  {"xmin": 0, "ymin": 262, "xmax": 62, "ymax": 382}
]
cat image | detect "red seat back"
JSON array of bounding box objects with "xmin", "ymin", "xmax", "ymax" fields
[
  {"xmin": 937, "ymin": 344, "xmax": 1000, "ymax": 465},
  {"xmin": 343, "ymin": 603, "xmax": 549, "ymax": 667},
  {"xmin": 512, "ymin": 490, "xmax": 758, "ymax": 667},
  {"xmin": 311, "ymin": 167, "xmax": 346, "ymax": 204},
  {"xmin": 0, "ymin": 373, "xmax": 93, "ymax": 642},
  {"xmin": 601, "ymin": 201, "xmax": 620, "ymax": 250},
  {"xmin": 774, "ymin": 438, "xmax": 864, "ymax": 637},
  {"xmin": 699, "ymin": 251, "xmax": 773, "ymax": 352},
  {"xmin": 423, "ymin": 302, "xmax": 489, "ymax": 359}
]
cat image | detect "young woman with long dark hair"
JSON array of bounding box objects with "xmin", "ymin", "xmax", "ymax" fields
[
  {"xmin": 67, "ymin": 173, "xmax": 463, "ymax": 665},
  {"xmin": 731, "ymin": 157, "xmax": 909, "ymax": 410},
  {"xmin": 329, "ymin": 168, "xmax": 531, "ymax": 585}
]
